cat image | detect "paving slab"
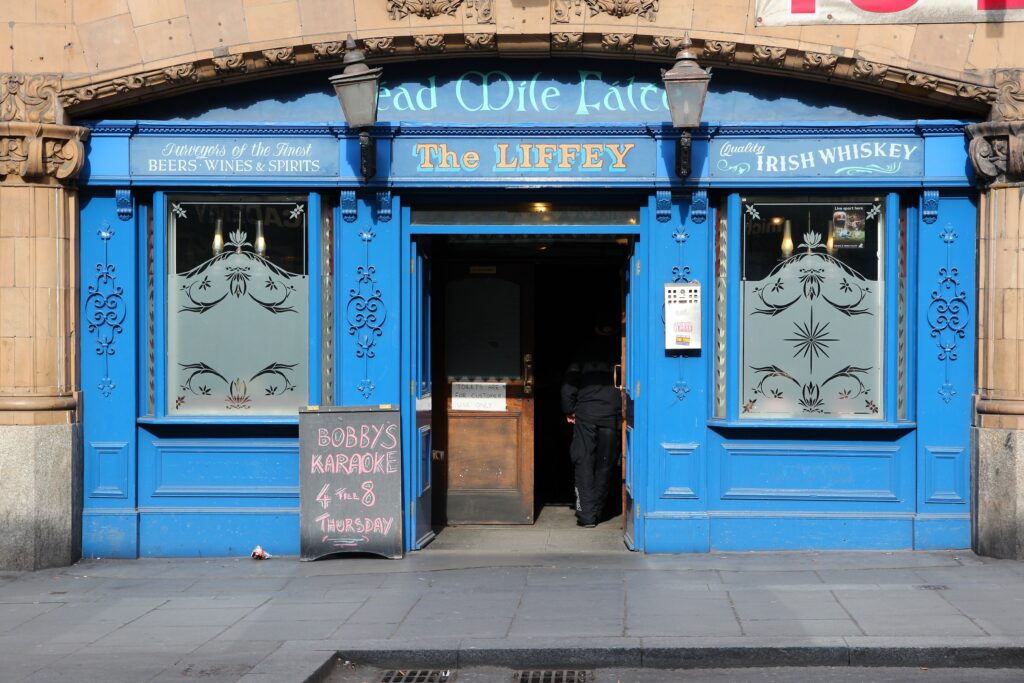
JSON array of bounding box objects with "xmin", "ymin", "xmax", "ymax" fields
[{"xmin": 5, "ymin": 537, "xmax": 1024, "ymax": 681}]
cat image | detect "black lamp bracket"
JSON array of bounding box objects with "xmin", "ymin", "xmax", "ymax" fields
[
  {"xmin": 676, "ymin": 132, "xmax": 692, "ymax": 178},
  {"xmin": 359, "ymin": 130, "xmax": 376, "ymax": 182}
]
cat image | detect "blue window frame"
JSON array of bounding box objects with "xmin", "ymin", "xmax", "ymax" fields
[{"xmin": 147, "ymin": 190, "xmax": 322, "ymax": 424}]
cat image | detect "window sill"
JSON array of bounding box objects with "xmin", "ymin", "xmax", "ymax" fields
[
  {"xmin": 138, "ymin": 416, "xmax": 299, "ymax": 426},
  {"xmin": 708, "ymin": 418, "xmax": 916, "ymax": 431}
]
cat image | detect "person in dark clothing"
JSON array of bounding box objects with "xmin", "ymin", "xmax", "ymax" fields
[{"xmin": 561, "ymin": 329, "xmax": 621, "ymax": 528}]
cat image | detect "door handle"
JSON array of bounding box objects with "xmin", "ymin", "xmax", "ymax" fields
[
  {"xmin": 523, "ymin": 353, "xmax": 534, "ymax": 395},
  {"xmin": 613, "ymin": 364, "xmax": 623, "ymax": 390}
]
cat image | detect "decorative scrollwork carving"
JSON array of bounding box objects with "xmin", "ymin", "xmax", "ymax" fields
[
  {"xmin": 552, "ymin": 32, "xmax": 583, "ymax": 50},
  {"xmin": 993, "ymin": 69, "xmax": 1024, "ymax": 122},
  {"xmin": 388, "ymin": 0, "xmax": 464, "ymax": 19},
  {"xmin": 313, "ymin": 41, "xmax": 345, "ymax": 58},
  {"xmin": 0, "ymin": 74, "xmax": 62, "ymax": 125},
  {"xmin": 85, "ymin": 223, "xmax": 127, "ymax": 398},
  {"xmin": 652, "ymin": 36, "xmax": 685, "ymax": 54},
  {"xmin": 957, "ymin": 83, "xmax": 995, "ymax": 104},
  {"xmin": 262, "ymin": 47, "xmax": 295, "ymax": 65},
  {"xmin": 851, "ymin": 59, "xmax": 888, "ymax": 84},
  {"xmin": 905, "ymin": 72, "xmax": 939, "ymax": 91},
  {"xmin": 803, "ymin": 52, "xmax": 838, "ymax": 76},
  {"xmin": 212, "ymin": 54, "xmax": 248, "ymax": 74},
  {"xmin": 702, "ymin": 40, "xmax": 736, "ymax": 62},
  {"xmin": 163, "ymin": 63, "xmax": 198, "ymax": 82},
  {"xmin": 414, "ymin": 34, "xmax": 446, "ymax": 52},
  {"xmin": 602, "ymin": 33, "xmax": 635, "ymax": 52},
  {"xmin": 111, "ymin": 76, "xmax": 146, "ymax": 94},
  {"xmin": 364, "ymin": 37, "xmax": 396, "ymax": 55},
  {"xmin": 752, "ymin": 45, "xmax": 787, "ymax": 68},
  {"xmin": 471, "ymin": 0, "xmax": 494, "ymax": 23},
  {"xmin": 928, "ymin": 224, "xmax": 969, "ymax": 404},
  {"xmin": 465, "ymin": 33, "xmax": 496, "ymax": 50}
]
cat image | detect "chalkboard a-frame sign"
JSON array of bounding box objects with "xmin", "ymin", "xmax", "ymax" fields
[{"xmin": 299, "ymin": 406, "xmax": 403, "ymax": 560}]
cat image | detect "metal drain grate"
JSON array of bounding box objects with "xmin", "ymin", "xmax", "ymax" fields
[
  {"xmin": 381, "ymin": 670, "xmax": 452, "ymax": 683},
  {"xmin": 513, "ymin": 671, "xmax": 591, "ymax": 683}
]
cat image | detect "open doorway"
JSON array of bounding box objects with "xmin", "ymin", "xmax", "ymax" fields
[{"xmin": 427, "ymin": 235, "xmax": 630, "ymax": 546}]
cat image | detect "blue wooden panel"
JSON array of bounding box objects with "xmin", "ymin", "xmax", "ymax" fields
[
  {"xmin": 644, "ymin": 193, "xmax": 710, "ymax": 517},
  {"xmin": 710, "ymin": 515, "xmax": 912, "ymax": 551},
  {"xmin": 718, "ymin": 443, "xmax": 900, "ymax": 502},
  {"xmin": 81, "ymin": 129, "xmax": 130, "ymax": 183},
  {"xmin": 86, "ymin": 441, "xmax": 129, "ymax": 498},
  {"xmin": 659, "ymin": 442, "xmax": 701, "ymax": 500},
  {"xmin": 138, "ymin": 435, "xmax": 298, "ymax": 506},
  {"xmin": 336, "ymin": 192, "xmax": 401, "ymax": 406},
  {"xmin": 915, "ymin": 514, "xmax": 970, "ymax": 549},
  {"xmin": 644, "ymin": 514, "xmax": 710, "ymax": 553},
  {"xmin": 915, "ymin": 194, "xmax": 975, "ymax": 533},
  {"xmin": 138, "ymin": 511, "xmax": 298, "ymax": 557},
  {"xmin": 80, "ymin": 191, "xmax": 138, "ymax": 558}
]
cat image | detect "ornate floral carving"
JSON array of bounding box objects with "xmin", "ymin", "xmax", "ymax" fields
[
  {"xmin": 0, "ymin": 121, "xmax": 88, "ymax": 182},
  {"xmin": 414, "ymin": 34, "xmax": 446, "ymax": 52},
  {"xmin": 851, "ymin": 59, "xmax": 888, "ymax": 84},
  {"xmin": 364, "ymin": 37, "xmax": 396, "ymax": 55},
  {"xmin": 163, "ymin": 63, "xmax": 198, "ymax": 82},
  {"xmin": 470, "ymin": 0, "xmax": 494, "ymax": 22},
  {"xmin": 965, "ymin": 121, "xmax": 1022, "ymax": 184},
  {"xmin": 465, "ymin": 33, "xmax": 496, "ymax": 50},
  {"xmin": 602, "ymin": 33, "xmax": 635, "ymax": 52},
  {"xmin": 388, "ymin": 0, "xmax": 464, "ymax": 18},
  {"xmin": 312, "ymin": 41, "xmax": 345, "ymax": 59},
  {"xmin": 262, "ymin": 47, "xmax": 295, "ymax": 65},
  {"xmin": 0, "ymin": 74, "xmax": 62, "ymax": 125},
  {"xmin": 553, "ymin": 0, "xmax": 657, "ymax": 21},
  {"xmin": 905, "ymin": 72, "xmax": 939, "ymax": 91},
  {"xmin": 551, "ymin": 32, "xmax": 583, "ymax": 50},
  {"xmin": 212, "ymin": 54, "xmax": 248, "ymax": 74},
  {"xmin": 752, "ymin": 45, "xmax": 787, "ymax": 68},
  {"xmin": 702, "ymin": 40, "xmax": 736, "ymax": 62},
  {"xmin": 803, "ymin": 52, "xmax": 838, "ymax": 76},
  {"xmin": 993, "ymin": 69, "xmax": 1024, "ymax": 122}
]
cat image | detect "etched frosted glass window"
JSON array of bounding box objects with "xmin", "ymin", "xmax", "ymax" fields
[
  {"xmin": 167, "ymin": 197, "xmax": 308, "ymax": 415},
  {"xmin": 740, "ymin": 198, "xmax": 884, "ymax": 420}
]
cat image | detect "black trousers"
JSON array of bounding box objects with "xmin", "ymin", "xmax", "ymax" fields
[{"xmin": 570, "ymin": 420, "xmax": 619, "ymax": 525}]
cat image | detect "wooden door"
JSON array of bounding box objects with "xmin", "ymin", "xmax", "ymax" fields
[{"xmin": 444, "ymin": 263, "xmax": 534, "ymax": 524}]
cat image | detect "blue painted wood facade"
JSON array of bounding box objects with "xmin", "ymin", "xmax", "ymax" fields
[{"xmin": 78, "ymin": 65, "xmax": 977, "ymax": 556}]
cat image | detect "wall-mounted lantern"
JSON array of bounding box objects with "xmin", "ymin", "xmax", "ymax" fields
[
  {"xmin": 329, "ymin": 36, "xmax": 383, "ymax": 182},
  {"xmin": 661, "ymin": 34, "xmax": 711, "ymax": 178}
]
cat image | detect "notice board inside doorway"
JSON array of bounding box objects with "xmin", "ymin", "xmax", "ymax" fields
[{"xmin": 299, "ymin": 405, "xmax": 403, "ymax": 560}]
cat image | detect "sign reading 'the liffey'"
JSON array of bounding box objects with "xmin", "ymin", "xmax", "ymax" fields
[
  {"xmin": 393, "ymin": 137, "xmax": 654, "ymax": 180},
  {"xmin": 710, "ymin": 137, "xmax": 923, "ymax": 178}
]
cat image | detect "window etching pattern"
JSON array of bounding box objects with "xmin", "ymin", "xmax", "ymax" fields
[
  {"xmin": 167, "ymin": 198, "xmax": 308, "ymax": 415},
  {"xmin": 741, "ymin": 200, "xmax": 884, "ymax": 419}
]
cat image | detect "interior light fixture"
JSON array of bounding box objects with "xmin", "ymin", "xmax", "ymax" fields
[
  {"xmin": 254, "ymin": 218, "xmax": 267, "ymax": 256},
  {"xmin": 212, "ymin": 217, "xmax": 224, "ymax": 255},
  {"xmin": 781, "ymin": 219, "xmax": 794, "ymax": 258}
]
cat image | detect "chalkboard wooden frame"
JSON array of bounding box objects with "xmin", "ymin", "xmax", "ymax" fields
[{"xmin": 299, "ymin": 405, "xmax": 404, "ymax": 560}]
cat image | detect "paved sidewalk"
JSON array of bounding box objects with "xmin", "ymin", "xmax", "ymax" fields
[{"xmin": 4, "ymin": 530, "xmax": 1024, "ymax": 681}]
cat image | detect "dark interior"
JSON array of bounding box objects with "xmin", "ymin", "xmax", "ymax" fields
[{"xmin": 429, "ymin": 234, "xmax": 629, "ymax": 525}]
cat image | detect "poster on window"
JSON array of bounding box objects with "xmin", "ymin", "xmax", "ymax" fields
[{"xmin": 756, "ymin": 0, "xmax": 1024, "ymax": 26}]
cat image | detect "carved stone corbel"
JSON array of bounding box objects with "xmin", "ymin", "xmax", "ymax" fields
[
  {"xmin": 967, "ymin": 70, "xmax": 1024, "ymax": 185},
  {"xmin": 0, "ymin": 121, "xmax": 89, "ymax": 183}
]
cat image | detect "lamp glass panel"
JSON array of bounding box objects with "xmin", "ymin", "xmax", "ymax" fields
[
  {"xmin": 338, "ymin": 79, "xmax": 379, "ymax": 128},
  {"xmin": 665, "ymin": 80, "xmax": 708, "ymax": 128}
]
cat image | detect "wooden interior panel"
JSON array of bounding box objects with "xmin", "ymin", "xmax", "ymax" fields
[{"xmin": 448, "ymin": 413, "xmax": 520, "ymax": 490}]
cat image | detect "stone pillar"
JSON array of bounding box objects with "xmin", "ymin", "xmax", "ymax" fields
[{"xmin": 0, "ymin": 75, "xmax": 88, "ymax": 570}]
